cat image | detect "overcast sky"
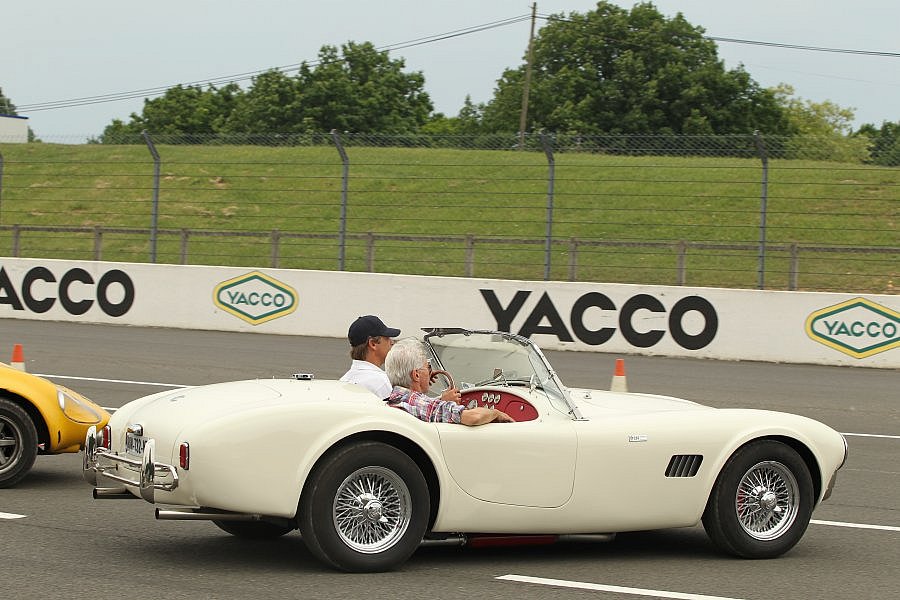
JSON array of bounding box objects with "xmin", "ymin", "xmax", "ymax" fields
[{"xmin": 2, "ymin": 0, "xmax": 897, "ymax": 141}]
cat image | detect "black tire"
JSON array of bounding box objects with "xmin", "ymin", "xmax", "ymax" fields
[
  {"xmin": 213, "ymin": 519, "xmax": 294, "ymax": 539},
  {"xmin": 299, "ymin": 441, "xmax": 429, "ymax": 572},
  {"xmin": 703, "ymin": 440, "xmax": 814, "ymax": 558},
  {"xmin": 0, "ymin": 398, "xmax": 38, "ymax": 488}
]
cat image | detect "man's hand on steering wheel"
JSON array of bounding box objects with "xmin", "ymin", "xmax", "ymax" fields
[{"xmin": 430, "ymin": 369, "xmax": 462, "ymax": 404}]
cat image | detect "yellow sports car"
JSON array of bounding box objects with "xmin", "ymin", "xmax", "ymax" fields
[{"xmin": 1, "ymin": 359, "xmax": 110, "ymax": 487}]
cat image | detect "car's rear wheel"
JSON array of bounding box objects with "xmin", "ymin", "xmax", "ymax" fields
[
  {"xmin": 0, "ymin": 398, "xmax": 38, "ymax": 488},
  {"xmin": 299, "ymin": 441, "xmax": 429, "ymax": 572},
  {"xmin": 212, "ymin": 519, "xmax": 294, "ymax": 539},
  {"xmin": 703, "ymin": 439, "xmax": 814, "ymax": 558}
]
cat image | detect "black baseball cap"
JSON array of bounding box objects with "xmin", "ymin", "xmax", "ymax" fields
[{"xmin": 348, "ymin": 315, "xmax": 401, "ymax": 346}]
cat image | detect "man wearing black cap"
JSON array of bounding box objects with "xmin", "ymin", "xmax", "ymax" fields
[{"xmin": 339, "ymin": 315, "xmax": 401, "ymax": 398}]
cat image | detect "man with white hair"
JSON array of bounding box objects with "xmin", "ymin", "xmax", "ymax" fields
[{"xmin": 384, "ymin": 338, "xmax": 513, "ymax": 426}]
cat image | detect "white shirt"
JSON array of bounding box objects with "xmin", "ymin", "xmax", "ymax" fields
[{"xmin": 339, "ymin": 360, "xmax": 392, "ymax": 398}]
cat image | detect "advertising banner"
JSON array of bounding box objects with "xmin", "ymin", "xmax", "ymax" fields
[{"xmin": 1, "ymin": 258, "xmax": 896, "ymax": 368}]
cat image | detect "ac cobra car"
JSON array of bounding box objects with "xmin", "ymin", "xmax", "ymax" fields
[
  {"xmin": 1, "ymin": 358, "xmax": 110, "ymax": 487},
  {"xmin": 83, "ymin": 328, "xmax": 847, "ymax": 572}
]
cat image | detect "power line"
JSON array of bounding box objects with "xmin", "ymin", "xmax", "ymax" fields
[
  {"xmin": 16, "ymin": 15, "xmax": 533, "ymax": 113},
  {"xmin": 537, "ymin": 12, "xmax": 899, "ymax": 57},
  {"xmin": 15, "ymin": 12, "xmax": 898, "ymax": 114},
  {"xmin": 706, "ymin": 36, "xmax": 900, "ymax": 58}
]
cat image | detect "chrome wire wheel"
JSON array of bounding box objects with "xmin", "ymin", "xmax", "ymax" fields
[
  {"xmin": 735, "ymin": 460, "xmax": 800, "ymax": 541},
  {"xmin": 0, "ymin": 415, "xmax": 24, "ymax": 475},
  {"xmin": 332, "ymin": 466, "xmax": 412, "ymax": 554}
]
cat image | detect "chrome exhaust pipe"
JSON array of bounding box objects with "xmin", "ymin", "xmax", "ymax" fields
[
  {"xmin": 419, "ymin": 535, "xmax": 467, "ymax": 547},
  {"xmin": 93, "ymin": 487, "xmax": 138, "ymax": 500},
  {"xmin": 418, "ymin": 532, "xmax": 615, "ymax": 548},
  {"xmin": 155, "ymin": 508, "xmax": 263, "ymax": 522}
]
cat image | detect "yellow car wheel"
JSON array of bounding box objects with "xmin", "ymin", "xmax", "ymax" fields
[{"xmin": 0, "ymin": 398, "xmax": 38, "ymax": 488}]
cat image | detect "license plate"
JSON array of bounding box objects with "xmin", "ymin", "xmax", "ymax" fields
[{"xmin": 125, "ymin": 432, "xmax": 147, "ymax": 456}]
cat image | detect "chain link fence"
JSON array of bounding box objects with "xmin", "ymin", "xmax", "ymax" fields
[{"xmin": 0, "ymin": 132, "xmax": 897, "ymax": 293}]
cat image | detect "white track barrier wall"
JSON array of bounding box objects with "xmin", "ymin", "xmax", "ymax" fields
[{"xmin": 1, "ymin": 258, "xmax": 897, "ymax": 368}]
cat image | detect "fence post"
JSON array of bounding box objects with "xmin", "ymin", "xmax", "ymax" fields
[
  {"xmin": 93, "ymin": 226, "xmax": 102, "ymax": 260},
  {"xmin": 465, "ymin": 235, "xmax": 475, "ymax": 277},
  {"xmin": 331, "ymin": 129, "xmax": 349, "ymax": 271},
  {"xmin": 568, "ymin": 237, "xmax": 577, "ymax": 281},
  {"xmin": 676, "ymin": 241, "xmax": 687, "ymax": 286},
  {"xmin": 271, "ymin": 229, "xmax": 281, "ymax": 268},
  {"xmin": 753, "ymin": 131, "xmax": 769, "ymax": 289},
  {"xmin": 180, "ymin": 229, "xmax": 189, "ymax": 264},
  {"xmin": 541, "ymin": 133, "xmax": 555, "ymax": 281},
  {"xmin": 789, "ymin": 243, "xmax": 799, "ymax": 291},
  {"xmin": 142, "ymin": 130, "xmax": 161, "ymax": 263},
  {"xmin": 366, "ymin": 233, "xmax": 375, "ymax": 272}
]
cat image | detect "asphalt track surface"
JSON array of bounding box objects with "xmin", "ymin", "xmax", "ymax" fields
[{"xmin": 2, "ymin": 319, "xmax": 898, "ymax": 600}]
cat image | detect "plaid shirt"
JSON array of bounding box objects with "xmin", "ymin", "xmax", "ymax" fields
[{"xmin": 386, "ymin": 386, "xmax": 464, "ymax": 424}]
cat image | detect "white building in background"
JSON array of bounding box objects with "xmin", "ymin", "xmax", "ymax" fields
[{"xmin": 0, "ymin": 114, "xmax": 29, "ymax": 143}]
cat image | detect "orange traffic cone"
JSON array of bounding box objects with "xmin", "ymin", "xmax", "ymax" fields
[
  {"xmin": 10, "ymin": 344, "xmax": 25, "ymax": 371},
  {"xmin": 610, "ymin": 358, "xmax": 627, "ymax": 392}
]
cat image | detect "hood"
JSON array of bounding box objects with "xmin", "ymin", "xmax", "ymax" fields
[{"xmin": 568, "ymin": 387, "xmax": 710, "ymax": 418}]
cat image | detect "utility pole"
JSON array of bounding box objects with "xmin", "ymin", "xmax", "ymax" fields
[{"xmin": 518, "ymin": 2, "xmax": 537, "ymax": 150}]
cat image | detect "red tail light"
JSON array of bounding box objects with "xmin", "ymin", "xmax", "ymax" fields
[
  {"xmin": 179, "ymin": 442, "xmax": 190, "ymax": 470},
  {"xmin": 99, "ymin": 425, "xmax": 112, "ymax": 450}
]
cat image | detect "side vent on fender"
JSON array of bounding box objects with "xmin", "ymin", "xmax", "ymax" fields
[{"xmin": 665, "ymin": 455, "xmax": 703, "ymax": 478}]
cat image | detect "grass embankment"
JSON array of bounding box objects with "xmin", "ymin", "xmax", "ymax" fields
[{"xmin": 0, "ymin": 142, "xmax": 896, "ymax": 292}]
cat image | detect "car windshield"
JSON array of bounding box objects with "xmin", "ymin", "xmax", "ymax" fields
[{"xmin": 423, "ymin": 329, "xmax": 575, "ymax": 417}]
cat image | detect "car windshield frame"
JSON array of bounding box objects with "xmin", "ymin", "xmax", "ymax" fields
[{"xmin": 422, "ymin": 328, "xmax": 585, "ymax": 420}]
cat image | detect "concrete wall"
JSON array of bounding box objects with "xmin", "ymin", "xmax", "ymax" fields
[{"xmin": 1, "ymin": 257, "xmax": 896, "ymax": 368}]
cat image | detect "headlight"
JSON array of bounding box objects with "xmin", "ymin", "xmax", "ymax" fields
[{"xmin": 57, "ymin": 387, "xmax": 104, "ymax": 424}]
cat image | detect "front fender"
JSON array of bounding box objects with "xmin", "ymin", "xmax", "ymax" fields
[{"xmin": 1, "ymin": 364, "xmax": 109, "ymax": 452}]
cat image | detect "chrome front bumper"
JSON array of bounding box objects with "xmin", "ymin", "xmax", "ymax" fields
[{"xmin": 82, "ymin": 425, "xmax": 179, "ymax": 503}]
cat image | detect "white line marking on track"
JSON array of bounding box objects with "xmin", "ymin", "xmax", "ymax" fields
[
  {"xmin": 841, "ymin": 432, "xmax": 900, "ymax": 439},
  {"xmin": 0, "ymin": 512, "xmax": 26, "ymax": 519},
  {"xmin": 497, "ymin": 575, "xmax": 744, "ymax": 600},
  {"xmin": 35, "ymin": 373, "xmax": 190, "ymax": 389},
  {"xmin": 812, "ymin": 519, "xmax": 900, "ymax": 532}
]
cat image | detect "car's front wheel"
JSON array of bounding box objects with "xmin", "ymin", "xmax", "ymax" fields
[
  {"xmin": 0, "ymin": 397, "xmax": 38, "ymax": 488},
  {"xmin": 703, "ymin": 439, "xmax": 814, "ymax": 558},
  {"xmin": 299, "ymin": 441, "xmax": 429, "ymax": 572}
]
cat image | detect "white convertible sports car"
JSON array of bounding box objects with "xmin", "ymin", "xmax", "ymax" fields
[{"xmin": 83, "ymin": 328, "xmax": 847, "ymax": 572}]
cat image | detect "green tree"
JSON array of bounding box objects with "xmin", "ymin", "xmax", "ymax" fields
[
  {"xmin": 295, "ymin": 42, "xmax": 432, "ymax": 133},
  {"xmin": 857, "ymin": 121, "xmax": 900, "ymax": 167},
  {"xmin": 101, "ymin": 83, "xmax": 240, "ymax": 141},
  {"xmin": 102, "ymin": 42, "xmax": 431, "ymax": 138},
  {"xmin": 481, "ymin": 1, "xmax": 788, "ymax": 135},
  {"xmin": 421, "ymin": 96, "xmax": 485, "ymax": 135},
  {"xmin": 0, "ymin": 87, "xmax": 17, "ymax": 115},
  {"xmin": 222, "ymin": 70, "xmax": 303, "ymax": 133},
  {"xmin": 773, "ymin": 84, "xmax": 857, "ymax": 136},
  {"xmin": 772, "ymin": 84, "xmax": 869, "ymax": 162}
]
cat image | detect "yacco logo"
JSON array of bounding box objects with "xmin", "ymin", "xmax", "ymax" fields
[
  {"xmin": 805, "ymin": 297, "xmax": 899, "ymax": 359},
  {"xmin": 213, "ymin": 271, "xmax": 298, "ymax": 325}
]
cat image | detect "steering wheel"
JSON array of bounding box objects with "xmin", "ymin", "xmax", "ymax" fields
[{"xmin": 430, "ymin": 369, "xmax": 455, "ymax": 390}]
